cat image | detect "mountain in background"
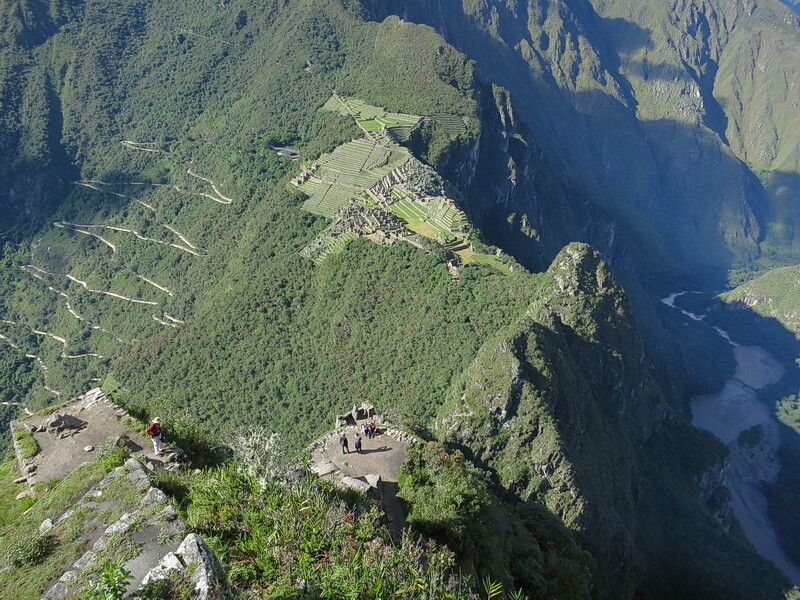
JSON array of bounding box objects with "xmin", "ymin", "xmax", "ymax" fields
[{"xmin": 2, "ymin": 0, "xmax": 800, "ymax": 598}]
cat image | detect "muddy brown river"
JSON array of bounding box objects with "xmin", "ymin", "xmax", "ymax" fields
[{"xmin": 664, "ymin": 292, "xmax": 800, "ymax": 584}]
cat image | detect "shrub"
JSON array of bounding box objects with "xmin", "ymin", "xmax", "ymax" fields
[
  {"xmin": 13, "ymin": 429, "xmax": 39, "ymax": 460},
  {"xmin": 2, "ymin": 531, "xmax": 55, "ymax": 567},
  {"xmin": 95, "ymin": 439, "xmax": 131, "ymax": 471},
  {"xmin": 82, "ymin": 559, "xmax": 131, "ymax": 600},
  {"xmin": 227, "ymin": 425, "xmax": 288, "ymax": 488},
  {"xmin": 397, "ymin": 441, "xmax": 490, "ymax": 553}
]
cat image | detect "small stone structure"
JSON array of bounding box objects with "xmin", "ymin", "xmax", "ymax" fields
[
  {"xmin": 10, "ymin": 388, "xmax": 150, "ymax": 492},
  {"xmin": 308, "ymin": 413, "xmax": 420, "ymax": 529},
  {"xmin": 334, "ymin": 401, "xmax": 376, "ymax": 428}
]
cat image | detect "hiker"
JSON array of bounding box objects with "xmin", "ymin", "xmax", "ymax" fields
[
  {"xmin": 339, "ymin": 433, "xmax": 349, "ymax": 454},
  {"xmin": 354, "ymin": 432, "xmax": 363, "ymax": 453},
  {"xmin": 368, "ymin": 421, "xmax": 377, "ymax": 439},
  {"xmin": 146, "ymin": 417, "xmax": 163, "ymax": 456},
  {"xmin": 362, "ymin": 422, "xmax": 370, "ymax": 438}
]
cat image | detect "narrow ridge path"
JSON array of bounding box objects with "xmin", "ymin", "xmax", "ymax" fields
[
  {"xmin": 20, "ymin": 266, "xmax": 126, "ymax": 343},
  {"xmin": 74, "ymin": 181, "xmax": 200, "ymax": 250},
  {"xmin": 65, "ymin": 274, "xmax": 159, "ymax": 305}
]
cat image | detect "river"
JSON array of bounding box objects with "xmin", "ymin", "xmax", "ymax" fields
[{"xmin": 663, "ymin": 292, "xmax": 800, "ymax": 584}]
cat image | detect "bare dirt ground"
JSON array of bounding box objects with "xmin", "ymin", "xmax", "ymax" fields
[
  {"xmin": 315, "ymin": 423, "xmax": 409, "ymax": 483},
  {"xmin": 310, "ymin": 420, "xmax": 415, "ymax": 528},
  {"xmin": 17, "ymin": 389, "xmax": 151, "ymax": 486}
]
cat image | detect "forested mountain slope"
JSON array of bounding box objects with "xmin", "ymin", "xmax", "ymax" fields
[
  {"xmin": 366, "ymin": 0, "xmax": 800, "ymax": 287},
  {"xmin": 1, "ymin": 0, "xmax": 799, "ymax": 598}
]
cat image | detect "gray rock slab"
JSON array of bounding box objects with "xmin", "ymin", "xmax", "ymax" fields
[
  {"xmin": 139, "ymin": 551, "xmax": 183, "ymax": 587},
  {"xmin": 73, "ymin": 550, "xmax": 96, "ymax": 570},
  {"xmin": 176, "ymin": 533, "xmax": 222, "ymax": 598},
  {"xmin": 104, "ymin": 512, "xmax": 135, "ymax": 535},
  {"xmin": 311, "ymin": 460, "xmax": 339, "ymax": 477},
  {"xmin": 141, "ymin": 487, "xmax": 167, "ymax": 506},
  {"xmin": 39, "ymin": 518, "xmax": 53, "ymax": 534},
  {"xmin": 337, "ymin": 476, "xmax": 372, "ymax": 494},
  {"xmin": 159, "ymin": 505, "xmax": 178, "ymax": 521},
  {"xmin": 124, "ymin": 457, "xmax": 145, "ymax": 472},
  {"xmin": 55, "ymin": 509, "xmax": 73, "ymax": 525}
]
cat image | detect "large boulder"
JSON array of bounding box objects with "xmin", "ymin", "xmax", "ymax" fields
[{"xmin": 41, "ymin": 413, "xmax": 85, "ymax": 432}]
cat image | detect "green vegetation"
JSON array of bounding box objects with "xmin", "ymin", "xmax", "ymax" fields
[
  {"xmin": 721, "ymin": 265, "xmax": 800, "ymax": 337},
  {"xmin": 0, "ymin": 0, "xmax": 799, "ymax": 598},
  {"xmin": 13, "ymin": 428, "xmax": 39, "ymax": 459},
  {"xmin": 184, "ymin": 463, "xmax": 503, "ymax": 599},
  {"xmin": 398, "ymin": 443, "xmax": 492, "ymax": 553},
  {"xmin": 0, "ymin": 456, "xmax": 33, "ymax": 525},
  {"xmin": 82, "ymin": 559, "xmax": 131, "ymax": 600},
  {"xmin": 398, "ymin": 442, "xmax": 592, "ymax": 599},
  {"xmin": 94, "ymin": 438, "xmax": 132, "ymax": 471},
  {"xmin": 0, "ymin": 461, "xmax": 106, "ymax": 599}
]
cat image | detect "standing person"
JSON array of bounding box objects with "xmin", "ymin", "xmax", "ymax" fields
[
  {"xmin": 354, "ymin": 432, "xmax": 363, "ymax": 453},
  {"xmin": 362, "ymin": 422, "xmax": 370, "ymax": 438},
  {"xmin": 339, "ymin": 433, "xmax": 349, "ymax": 454},
  {"xmin": 146, "ymin": 417, "xmax": 163, "ymax": 456},
  {"xmin": 368, "ymin": 421, "xmax": 376, "ymax": 439}
]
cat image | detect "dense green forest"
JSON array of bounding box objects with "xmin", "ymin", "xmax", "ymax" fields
[{"xmin": 2, "ymin": 0, "xmax": 800, "ymax": 598}]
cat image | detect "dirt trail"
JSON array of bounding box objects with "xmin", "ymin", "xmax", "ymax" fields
[
  {"xmin": 1, "ymin": 319, "xmax": 104, "ymax": 359},
  {"xmin": 0, "ymin": 401, "xmax": 33, "ymax": 416},
  {"xmin": 136, "ymin": 274, "xmax": 174, "ymax": 296},
  {"xmin": 151, "ymin": 314, "xmax": 177, "ymax": 328},
  {"xmin": 65, "ymin": 274, "xmax": 159, "ymax": 306},
  {"xmin": 21, "ymin": 266, "xmax": 126, "ymax": 343},
  {"xmin": 57, "ymin": 220, "xmax": 199, "ymax": 256},
  {"xmin": 0, "ymin": 332, "xmax": 60, "ymax": 396},
  {"xmin": 186, "ymin": 169, "xmax": 234, "ymax": 203},
  {"xmin": 54, "ymin": 222, "xmax": 117, "ymax": 251},
  {"xmin": 75, "ymin": 181, "xmax": 200, "ymax": 250},
  {"xmin": 120, "ymin": 140, "xmax": 167, "ymax": 153}
]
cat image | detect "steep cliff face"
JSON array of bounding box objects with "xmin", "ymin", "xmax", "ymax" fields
[
  {"xmin": 437, "ymin": 244, "xmax": 792, "ymax": 599},
  {"xmin": 366, "ymin": 0, "xmax": 800, "ymax": 286},
  {"xmin": 438, "ymin": 243, "xmax": 661, "ymax": 596}
]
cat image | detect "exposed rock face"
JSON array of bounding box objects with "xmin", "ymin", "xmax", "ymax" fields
[
  {"xmin": 41, "ymin": 413, "xmax": 85, "ymax": 433},
  {"xmin": 438, "ymin": 244, "xmax": 663, "ymax": 595},
  {"xmin": 367, "ymin": 0, "xmax": 800, "ymax": 286},
  {"xmin": 141, "ymin": 534, "xmax": 223, "ymax": 599},
  {"xmin": 436, "ymin": 243, "xmax": 780, "ymax": 598}
]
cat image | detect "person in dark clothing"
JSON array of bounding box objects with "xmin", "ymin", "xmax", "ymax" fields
[
  {"xmin": 354, "ymin": 433, "xmax": 362, "ymax": 453},
  {"xmin": 339, "ymin": 434, "xmax": 349, "ymax": 454}
]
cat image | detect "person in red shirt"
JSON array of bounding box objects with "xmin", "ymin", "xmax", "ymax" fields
[{"xmin": 146, "ymin": 417, "xmax": 163, "ymax": 456}]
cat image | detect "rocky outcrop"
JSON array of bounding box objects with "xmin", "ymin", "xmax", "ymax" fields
[
  {"xmin": 438, "ymin": 244, "xmax": 663, "ymax": 596},
  {"xmin": 141, "ymin": 533, "xmax": 223, "ymax": 599},
  {"xmin": 41, "ymin": 457, "xmax": 220, "ymax": 600},
  {"xmin": 368, "ymin": 0, "xmax": 800, "ymax": 285}
]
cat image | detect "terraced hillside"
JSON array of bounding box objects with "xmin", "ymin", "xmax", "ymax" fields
[{"xmin": 293, "ymin": 96, "xmax": 508, "ymax": 270}]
